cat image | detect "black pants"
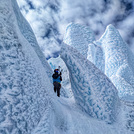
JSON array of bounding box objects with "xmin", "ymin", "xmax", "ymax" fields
[{"xmin": 53, "ymin": 82, "xmax": 61, "ymax": 97}]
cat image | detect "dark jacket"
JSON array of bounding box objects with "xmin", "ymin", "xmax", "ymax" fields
[{"xmin": 52, "ymin": 73, "xmax": 62, "ymax": 83}]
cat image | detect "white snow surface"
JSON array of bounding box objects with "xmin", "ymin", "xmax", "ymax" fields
[
  {"xmin": 87, "ymin": 42, "xmax": 105, "ymax": 72},
  {"xmin": 92, "ymin": 25, "xmax": 134, "ymax": 101},
  {"xmin": 64, "ymin": 23, "xmax": 95, "ymax": 58},
  {"xmin": 11, "ymin": 0, "xmax": 52, "ymax": 80},
  {"xmin": 64, "ymin": 23, "xmax": 134, "ymax": 102},
  {"xmin": 0, "ymin": 0, "xmax": 134, "ymax": 134},
  {"xmin": 0, "ymin": 0, "xmax": 53, "ymax": 133},
  {"xmin": 98, "ymin": 25, "xmax": 134, "ymax": 101},
  {"xmin": 60, "ymin": 43, "xmax": 120, "ymax": 124}
]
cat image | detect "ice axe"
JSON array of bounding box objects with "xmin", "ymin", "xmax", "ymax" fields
[{"xmin": 58, "ymin": 66, "xmax": 63, "ymax": 75}]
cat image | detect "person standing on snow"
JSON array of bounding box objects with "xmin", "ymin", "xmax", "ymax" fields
[{"xmin": 52, "ymin": 69, "xmax": 62, "ymax": 97}]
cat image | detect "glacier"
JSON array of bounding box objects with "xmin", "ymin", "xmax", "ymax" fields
[
  {"xmin": 92, "ymin": 25, "xmax": 134, "ymax": 101},
  {"xmin": 11, "ymin": 0, "xmax": 52, "ymax": 79},
  {"xmin": 63, "ymin": 22, "xmax": 134, "ymax": 133},
  {"xmin": 0, "ymin": 0, "xmax": 53, "ymax": 133},
  {"xmin": 0, "ymin": 0, "xmax": 134, "ymax": 134},
  {"xmin": 64, "ymin": 23, "xmax": 95, "ymax": 58},
  {"xmin": 97, "ymin": 24, "xmax": 134, "ymax": 101},
  {"xmin": 64, "ymin": 23, "xmax": 134, "ymax": 101},
  {"xmin": 87, "ymin": 42, "xmax": 105, "ymax": 72},
  {"xmin": 60, "ymin": 43, "xmax": 120, "ymax": 124}
]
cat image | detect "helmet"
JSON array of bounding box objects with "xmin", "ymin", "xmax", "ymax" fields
[{"xmin": 54, "ymin": 69, "xmax": 59, "ymax": 73}]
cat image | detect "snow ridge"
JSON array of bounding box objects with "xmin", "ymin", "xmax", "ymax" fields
[
  {"xmin": 61, "ymin": 43, "xmax": 120, "ymax": 124},
  {"xmin": 0, "ymin": 0, "xmax": 52, "ymax": 133},
  {"xmin": 97, "ymin": 25, "xmax": 134, "ymax": 101},
  {"xmin": 64, "ymin": 23, "xmax": 95, "ymax": 58},
  {"xmin": 11, "ymin": 0, "xmax": 52, "ymax": 79},
  {"xmin": 87, "ymin": 42, "xmax": 105, "ymax": 72},
  {"xmin": 0, "ymin": 0, "xmax": 133, "ymax": 133}
]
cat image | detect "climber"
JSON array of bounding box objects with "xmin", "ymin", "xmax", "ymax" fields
[{"xmin": 52, "ymin": 68, "xmax": 62, "ymax": 97}]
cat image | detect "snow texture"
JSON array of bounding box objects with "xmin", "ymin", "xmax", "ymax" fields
[
  {"xmin": 0, "ymin": 0, "xmax": 53, "ymax": 133},
  {"xmin": 87, "ymin": 42, "xmax": 105, "ymax": 72},
  {"xmin": 100, "ymin": 25, "xmax": 134, "ymax": 101},
  {"xmin": 66, "ymin": 23, "xmax": 134, "ymax": 101},
  {"xmin": 0, "ymin": 0, "xmax": 134, "ymax": 133},
  {"xmin": 95, "ymin": 25, "xmax": 134, "ymax": 101},
  {"xmin": 64, "ymin": 23, "xmax": 95, "ymax": 58},
  {"xmin": 11, "ymin": 0, "xmax": 53, "ymax": 79},
  {"xmin": 61, "ymin": 43, "xmax": 120, "ymax": 124}
]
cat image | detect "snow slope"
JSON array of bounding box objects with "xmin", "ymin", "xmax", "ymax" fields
[
  {"xmin": 0, "ymin": 0, "xmax": 53, "ymax": 133},
  {"xmin": 61, "ymin": 43, "xmax": 120, "ymax": 124},
  {"xmin": 11, "ymin": 0, "xmax": 52, "ymax": 79},
  {"xmin": 64, "ymin": 23, "xmax": 95, "ymax": 58},
  {"xmin": 64, "ymin": 23, "xmax": 134, "ymax": 101},
  {"xmin": 98, "ymin": 25, "xmax": 134, "ymax": 101},
  {"xmin": 32, "ymin": 96, "xmax": 134, "ymax": 134},
  {"xmin": 88, "ymin": 25, "xmax": 134, "ymax": 101},
  {"xmin": 0, "ymin": 0, "xmax": 134, "ymax": 134}
]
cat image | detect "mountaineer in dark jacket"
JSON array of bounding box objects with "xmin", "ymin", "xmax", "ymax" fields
[{"xmin": 52, "ymin": 69, "xmax": 62, "ymax": 97}]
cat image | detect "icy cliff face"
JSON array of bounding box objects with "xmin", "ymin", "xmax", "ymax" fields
[
  {"xmin": 11, "ymin": 0, "xmax": 52, "ymax": 79},
  {"xmin": 0, "ymin": 0, "xmax": 133, "ymax": 133},
  {"xmin": 61, "ymin": 43, "xmax": 120, "ymax": 124},
  {"xmin": 64, "ymin": 23, "xmax": 95, "ymax": 58},
  {"xmin": 0, "ymin": 0, "xmax": 52, "ymax": 133},
  {"xmin": 87, "ymin": 25, "xmax": 134, "ymax": 101},
  {"xmin": 66, "ymin": 23, "xmax": 134, "ymax": 101},
  {"xmin": 96, "ymin": 25, "xmax": 134, "ymax": 101},
  {"xmin": 87, "ymin": 42, "xmax": 105, "ymax": 72}
]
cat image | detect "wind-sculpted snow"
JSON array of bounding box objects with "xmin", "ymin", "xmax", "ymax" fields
[
  {"xmin": 11, "ymin": 0, "xmax": 52, "ymax": 79},
  {"xmin": 0, "ymin": 0, "xmax": 53, "ymax": 133},
  {"xmin": 61, "ymin": 43, "xmax": 120, "ymax": 124},
  {"xmin": 86, "ymin": 25, "xmax": 134, "ymax": 101},
  {"xmin": 98, "ymin": 25, "xmax": 134, "ymax": 101},
  {"xmin": 87, "ymin": 42, "xmax": 105, "ymax": 72},
  {"xmin": 64, "ymin": 23, "xmax": 95, "ymax": 58}
]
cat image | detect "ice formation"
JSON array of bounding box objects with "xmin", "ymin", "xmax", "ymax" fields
[
  {"xmin": 0, "ymin": 0, "xmax": 134, "ymax": 133},
  {"xmin": 61, "ymin": 43, "xmax": 120, "ymax": 124},
  {"xmin": 69, "ymin": 23, "xmax": 134, "ymax": 101},
  {"xmin": 64, "ymin": 23, "xmax": 95, "ymax": 58},
  {"xmin": 87, "ymin": 42, "xmax": 105, "ymax": 72},
  {"xmin": 65, "ymin": 23, "xmax": 134, "ymax": 101},
  {"xmin": 0, "ymin": 0, "xmax": 53, "ymax": 133},
  {"xmin": 96, "ymin": 25, "xmax": 134, "ymax": 101},
  {"xmin": 11, "ymin": 0, "xmax": 52, "ymax": 79}
]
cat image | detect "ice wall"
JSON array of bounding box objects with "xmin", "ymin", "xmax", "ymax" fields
[
  {"xmin": 87, "ymin": 42, "xmax": 105, "ymax": 72},
  {"xmin": 84, "ymin": 24, "xmax": 134, "ymax": 101},
  {"xmin": 11, "ymin": 0, "xmax": 52, "ymax": 79},
  {"xmin": 98, "ymin": 25, "xmax": 134, "ymax": 101},
  {"xmin": 61, "ymin": 43, "xmax": 120, "ymax": 124},
  {"xmin": 0, "ymin": 0, "xmax": 52, "ymax": 133},
  {"xmin": 64, "ymin": 23, "xmax": 95, "ymax": 58}
]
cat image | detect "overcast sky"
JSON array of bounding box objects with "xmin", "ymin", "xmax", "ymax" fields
[{"xmin": 17, "ymin": 0, "xmax": 134, "ymax": 58}]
